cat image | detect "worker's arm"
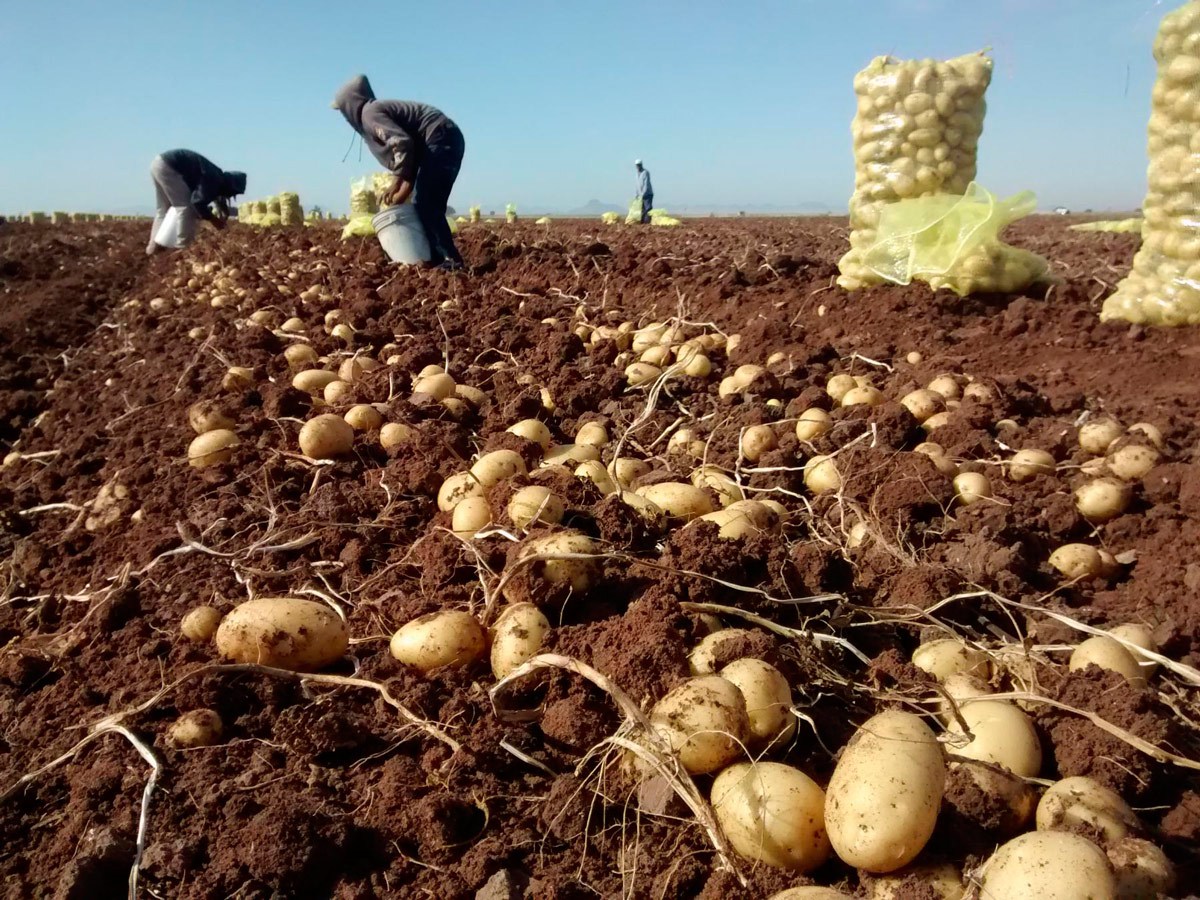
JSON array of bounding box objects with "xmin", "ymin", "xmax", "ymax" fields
[
  {"xmin": 383, "ymin": 178, "xmax": 414, "ymax": 206},
  {"xmin": 363, "ymin": 106, "xmax": 418, "ymax": 181},
  {"xmin": 191, "ymin": 187, "xmax": 217, "ymax": 222}
]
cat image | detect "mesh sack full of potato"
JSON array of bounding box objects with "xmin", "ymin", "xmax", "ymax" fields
[
  {"xmin": 839, "ymin": 51, "xmax": 997, "ymax": 291},
  {"xmin": 278, "ymin": 192, "xmax": 304, "ymax": 226},
  {"xmin": 1102, "ymin": 1, "xmax": 1200, "ymax": 326}
]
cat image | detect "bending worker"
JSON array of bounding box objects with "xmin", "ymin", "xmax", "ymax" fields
[
  {"xmin": 635, "ymin": 159, "xmax": 654, "ymax": 224},
  {"xmin": 333, "ymin": 74, "xmax": 466, "ymax": 270},
  {"xmin": 147, "ymin": 150, "xmax": 246, "ymax": 254}
]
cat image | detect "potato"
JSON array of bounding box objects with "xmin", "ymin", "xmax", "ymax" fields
[
  {"xmin": 824, "ymin": 710, "xmax": 946, "ymax": 872},
  {"xmin": 299, "ymin": 414, "xmax": 354, "ymax": 459},
  {"xmin": 574, "ymin": 460, "xmax": 617, "ymax": 495},
  {"xmin": 522, "ymin": 530, "xmax": 599, "ymax": 592},
  {"xmin": 952, "ymin": 760, "xmax": 1037, "ymax": 834},
  {"xmin": 963, "ymin": 381, "xmax": 997, "ymax": 403},
  {"xmin": 695, "ymin": 500, "xmax": 779, "ymax": 540},
  {"xmin": 761, "ymin": 498, "xmax": 789, "ymax": 523},
  {"xmin": 1049, "ymin": 543, "xmax": 1104, "ymax": 580},
  {"xmin": 711, "ymin": 762, "xmax": 829, "ymax": 871},
  {"xmin": 683, "ymin": 352, "xmax": 712, "ymax": 377},
  {"xmin": 1108, "ymin": 623, "xmax": 1158, "ymax": 675},
  {"xmin": 980, "ymin": 831, "xmax": 1115, "ymax": 900},
  {"xmin": 733, "ymin": 364, "xmax": 767, "ymax": 390},
  {"xmin": 638, "ymin": 482, "xmax": 715, "ymax": 521},
  {"xmin": 900, "ymin": 389, "xmax": 945, "ymax": 423},
  {"xmin": 167, "ymin": 709, "xmax": 224, "ymax": 748},
  {"xmin": 689, "ymin": 629, "xmax": 755, "ymax": 675},
  {"xmin": 344, "ymin": 404, "xmax": 382, "ymax": 431},
  {"xmin": 417, "ymin": 364, "xmax": 445, "ymax": 379},
  {"xmin": 181, "ymin": 606, "xmax": 223, "ymax": 643},
  {"xmin": 1127, "ymin": 422, "xmax": 1164, "ymax": 449},
  {"xmin": 1068, "ymin": 636, "xmax": 1147, "ymax": 687},
  {"xmin": 612, "ymin": 457, "xmax": 651, "ymax": 489},
  {"xmin": 1107, "ymin": 444, "xmax": 1160, "ymax": 481},
  {"xmin": 413, "ymin": 372, "xmax": 456, "ymax": 400},
  {"xmin": 541, "ymin": 444, "xmax": 600, "ymax": 468},
  {"xmin": 795, "ymin": 408, "xmax": 832, "ymax": 441},
  {"xmin": 188, "ymin": 401, "xmax": 235, "ymax": 435},
  {"xmin": 508, "ymin": 485, "xmax": 565, "ymax": 528},
  {"xmin": 649, "ymin": 675, "xmax": 750, "ymax": 774},
  {"xmin": 718, "ymin": 375, "xmax": 741, "ymax": 398},
  {"xmin": 1036, "ymin": 776, "xmax": 1139, "ymax": 842},
  {"xmin": 927, "ymin": 375, "xmax": 962, "ymax": 401},
  {"xmin": 948, "ymin": 699, "xmax": 1041, "ymax": 777},
  {"xmin": 692, "ymin": 466, "xmax": 744, "ymax": 507},
  {"xmin": 490, "ymin": 603, "xmax": 550, "ymax": 679},
  {"xmin": 868, "ymin": 859, "xmax": 963, "ymax": 900},
  {"xmin": 1107, "ymin": 836, "xmax": 1175, "ymax": 900},
  {"xmin": 216, "ymin": 597, "xmax": 348, "ymax": 670},
  {"xmin": 380, "ymin": 422, "xmax": 414, "ymax": 450},
  {"xmin": 912, "ymin": 639, "xmax": 989, "ymax": 681},
  {"xmin": 768, "ymin": 890, "xmax": 853, "ymax": 900},
  {"xmin": 1074, "ymin": 477, "xmax": 1132, "ymax": 522},
  {"xmin": 452, "ymin": 496, "xmax": 491, "ymax": 537},
  {"xmin": 280, "ymin": 316, "xmax": 306, "ymax": 333},
  {"xmin": 390, "ymin": 610, "xmax": 486, "ymax": 672},
  {"xmin": 618, "ymin": 490, "xmax": 667, "ymax": 531},
  {"xmin": 804, "ymin": 455, "xmax": 841, "ymax": 493},
  {"xmin": 625, "ymin": 362, "xmax": 662, "ymax": 386},
  {"xmin": 952, "ymin": 471, "xmax": 991, "ymax": 505},
  {"xmin": 438, "ymin": 472, "xmax": 485, "ymax": 512},
  {"xmin": 741, "ymin": 424, "xmax": 777, "ymax": 461},
  {"xmin": 922, "ymin": 411, "xmax": 953, "ymax": 432},
  {"xmin": 336, "ymin": 357, "xmax": 363, "ymax": 383},
  {"xmin": 826, "ymin": 373, "xmax": 858, "ymax": 402},
  {"xmin": 914, "ymin": 442, "xmax": 958, "ymax": 476},
  {"xmin": 575, "ymin": 421, "xmax": 609, "ymax": 447},
  {"xmin": 284, "ymin": 343, "xmax": 318, "ymax": 368},
  {"xmin": 507, "ymin": 418, "xmax": 552, "ymax": 449},
  {"xmin": 720, "ymin": 658, "xmax": 796, "ymax": 747},
  {"xmin": 455, "ymin": 384, "xmax": 486, "ymax": 407},
  {"xmin": 842, "ymin": 385, "xmax": 884, "ymax": 407},
  {"xmin": 292, "ymin": 369, "xmax": 338, "ymax": 394},
  {"xmin": 1079, "ymin": 418, "xmax": 1124, "ymax": 455},
  {"xmin": 187, "ymin": 429, "xmax": 239, "ymax": 468},
  {"xmin": 1007, "ymin": 449, "xmax": 1055, "ymax": 483},
  {"xmin": 471, "ymin": 449, "xmax": 527, "ymax": 487}
]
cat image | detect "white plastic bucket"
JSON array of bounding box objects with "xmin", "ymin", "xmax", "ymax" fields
[
  {"xmin": 153, "ymin": 206, "xmax": 197, "ymax": 249},
  {"xmin": 373, "ymin": 204, "xmax": 431, "ymax": 265}
]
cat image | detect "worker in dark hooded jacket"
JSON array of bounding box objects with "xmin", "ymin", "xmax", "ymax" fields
[
  {"xmin": 332, "ymin": 74, "xmax": 465, "ymax": 269},
  {"xmin": 147, "ymin": 150, "xmax": 246, "ymax": 255}
]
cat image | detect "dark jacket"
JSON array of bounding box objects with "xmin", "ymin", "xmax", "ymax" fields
[
  {"xmin": 160, "ymin": 149, "xmax": 247, "ymax": 221},
  {"xmin": 332, "ymin": 75, "xmax": 457, "ymax": 182}
]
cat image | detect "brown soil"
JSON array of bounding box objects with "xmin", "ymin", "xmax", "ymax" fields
[{"xmin": 1, "ymin": 216, "xmax": 1198, "ymax": 898}]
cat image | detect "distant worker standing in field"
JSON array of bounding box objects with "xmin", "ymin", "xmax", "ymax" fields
[
  {"xmin": 147, "ymin": 150, "xmax": 246, "ymax": 255},
  {"xmin": 332, "ymin": 74, "xmax": 465, "ymax": 270},
  {"xmin": 635, "ymin": 160, "xmax": 654, "ymax": 224}
]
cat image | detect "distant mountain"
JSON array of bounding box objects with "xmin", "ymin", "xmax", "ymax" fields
[{"xmin": 566, "ymin": 199, "xmax": 624, "ymax": 216}]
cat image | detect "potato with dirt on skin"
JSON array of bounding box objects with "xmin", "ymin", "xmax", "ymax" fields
[
  {"xmin": 911, "ymin": 638, "xmax": 990, "ymax": 681},
  {"xmin": 795, "ymin": 407, "xmax": 832, "ymax": 441},
  {"xmin": 1079, "ymin": 418, "xmax": 1124, "ymax": 456},
  {"xmin": 979, "ymin": 831, "xmax": 1115, "ymax": 900},
  {"xmin": 719, "ymin": 657, "xmax": 796, "ymax": 747},
  {"xmin": 649, "ymin": 675, "xmax": 750, "ymax": 775},
  {"xmin": 188, "ymin": 429, "xmax": 239, "ymax": 468},
  {"xmin": 380, "ymin": 422, "xmax": 414, "ymax": 450},
  {"xmin": 1036, "ymin": 775, "xmax": 1140, "ymax": 843},
  {"xmin": 516, "ymin": 530, "xmax": 600, "ymax": 595},
  {"xmin": 167, "ymin": 709, "xmax": 224, "ymax": 748},
  {"xmin": 437, "ymin": 472, "xmax": 484, "ymax": 513},
  {"xmin": 1074, "ymin": 477, "xmax": 1132, "ymax": 522},
  {"xmin": 637, "ymin": 482, "xmax": 715, "ymax": 521},
  {"xmin": 692, "ymin": 465, "xmax": 744, "ymax": 507},
  {"xmin": 1006, "ymin": 448, "xmax": 1055, "ymax": 483},
  {"xmin": 710, "ymin": 761, "xmax": 830, "ymax": 871},
  {"xmin": 768, "ymin": 890, "xmax": 854, "ymax": 900},
  {"xmin": 804, "ymin": 455, "xmax": 841, "ymax": 493},
  {"xmin": 1069, "ymin": 635, "xmax": 1147, "ymax": 687},
  {"xmin": 451, "ymin": 496, "xmax": 491, "ymax": 537},
  {"xmin": 470, "ymin": 449, "xmax": 527, "ymax": 487},
  {"xmin": 694, "ymin": 499, "xmax": 780, "ymax": 540},
  {"xmin": 216, "ymin": 597, "xmax": 348, "ymax": 671},
  {"xmin": 181, "ymin": 606, "xmax": 223, "ymax": 642},
  {"xmin": 541, "ymin": 443, "xmax": 600, "ymax": 469},
  {"xmin": 688, "ymin": 628, "xmax": 756, "ymax": 675},
  {"xmin": 508, "ymin": 485, "xmax": 565, "ymax": 528},
  {"xmin": 299, "ymin": 414, "xmax": 355, "ymax": 458},
  {"xmin": 867, "ymin": 859, "xmax": 964, "ymax": 900},
  {"xmin": 1107, "ymin": 836, "xmax": 1175, "ymax": 900},
  {"xmin": 948, "ymin": 698, "xmax": 1041, "ymax": 777},
  {"xmin": 1049, "ymin": 543, "xmax": 1105, "ymax": 580},
  {"xmin": 390, "ymin": 609, "xmax": 486, "ymax": 672},
  {"xmin": 489, "ymin": 602, "xmax": 551, "ymax": 679},
  {"xmin": 187, "ymin": 400, "xmax": 235, "ymax": 435},
  {"xmin": 741, "ymin": 424, "xmax": 777, "ymax": 461},
  {"xmin": 1109, "ymin": 623, "xmax": 1159, "ymax": 675},
  {"xmin": 507, "ymin": 418, "xmax": 552, "ymax": 450}
]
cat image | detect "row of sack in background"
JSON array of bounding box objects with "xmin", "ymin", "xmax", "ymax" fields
[
  {"xmin": 7, "ymin": 212, "xmax": 146, "ymax": 223},
  {"xmin": 239, "ymin": 192, "xmax": 306, "ymax": 227}
]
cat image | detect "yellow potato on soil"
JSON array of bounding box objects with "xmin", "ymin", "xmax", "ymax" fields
[
  {"xmin": 168, "ymin": 709, "xmax": 224, "ymax": 748},
  {"xmin": 1069, "ymin": 636, "xmax": 1147, "ymax": 687},
  {"xmin": 292, "ymin": 369, "xmax": 339, "ymax": 394},
  {"xmin": 979, "ymin": 831, "xmax": 1115, "ymax": 900},
  {"xmin": 868, "ymin": 860, "xmax": 963, "ymax": 900},
  {"xmin": 187, "ymin": 400, "xmax": 235, "ymax": 435},
  {"xmin": 437, "ymin": 472, "xmax": 485, "ymax": 512},
  {"xmin": 451, "ymin": 496, "xmax": 491, "ymax": 537},
  {"xmin": 490, "ymin": 603, "xmax": 551, "ymax": 679},
  {"xmin": 187, "ymin": 429, "xmax": 239, "ymax": 468},
  {"xmin": 1007, "ymin": 449, "xmax": 1055, "ymax": 483},
  {"xmin": 390, "ymin": 610, "xmax": 486, "ymax": 672},
  {"xmin": 1079, "ymin": 418, "xmax": 1124, "ymax": 456},
  {"xmin": 1049, "ymin": 543, "xmax": 1104, "ymax": 580},
  {"xmin": 1107, "ymin": 444, "xmax": 1160, "ymax": 481},
  {"xmin": 470, "ymin": 449, "xmax": 527, "ymax": 487},
  {"xmin": 379, "ymin": 422, "xmax": 414, "ymax": 450},
  {"xmin": 541, "ymin": 444, "xmax": 600, "ymax": 468},
  {"xmin": 216, "ymin": 597, "xmax": 348, "ymax": 670},
  {"xmin": 741, "ymin": 424, "xmax": 778, "ymax": 461},
  {"xmin": 413, "ymin": 372, "xmax": 456, "ymax": 400},
  {"xmin": 948, "ymin": 699, "xmax": 1041, "ymax": 777},
  {"xmin": 1036, "ymin": 776, "xmax": 1139, "ymax": 843},
  {"xmin": 719, "ymin": 658, "xmax": 796, "ymax": 747},
  {"xmin": 638, "ymin": 482, "xmax": 715, "ymax": 521},
  {"xmin": 180, "ymin": 606, "xmax": 223, "ymax": 643},
  {"xmin": 795, "ymin": 408, "xmax": 832, "ymax": 441},
  {"xmin": 1107, "ymin": 837, "xmax": 1175, "ymax": 900},
  {"xmin": 507, "ymin": 418, "xmax": 552, "ymax": 449},
  {"xmin": 344, "ymin": 404, "xmax": 383, "ymax": 431},
  {"xmin": 508, "ymin": 485, "xmax": 565, "ymax": 528},
  {"xmin": 711, "ymin": 762, "xmax": 830, "ymax": 871},
  {"xmin": 1074, "ymin": 477, "xmax": 1132, "ymax": 522},
  {"xmin": 912, "ymin": 639, "xmax": 989, "ymax": 681},
  {"xmin": 649, "ymin": 675, "xmax": 750, "ymax": 775},
  {"xmin": 299, "ymin": 414, "xmax": 354, "ymax": 459},
  {"xmin": 804, "ymin": 455, "xmax": 841, "ymax": 493}
]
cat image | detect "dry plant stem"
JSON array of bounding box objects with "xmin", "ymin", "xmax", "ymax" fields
[
  {"xmin": 490, "ymin": 653, "xmax": 745, "ymax": 885},
  {"xmin": 680, "ymin": 600, "xmax": 871, "ymax": 664}
]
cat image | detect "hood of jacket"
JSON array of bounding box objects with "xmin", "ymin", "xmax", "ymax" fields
[
  {"xmin": 333, "ymin": 74, "xmax": 376, "ymax": 133},
  {"xmin": 224, "ymin": 171, "xmax": 247, "ymax": 197}
]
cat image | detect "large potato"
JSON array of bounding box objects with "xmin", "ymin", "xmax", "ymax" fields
[
  {"xmin": 694, "ymin": 500, "xmax": 780, "ymax": 540},
  {"xmin": 637, "ymin": 482, "xmax": 716, "ymax": 521},
  {"xmin": 470, "ymin": 449, "xmax": 527, "ymax": 487},
  {"xmin": 649, "ymin": 675, "xmax": 749, "ymax": 774},
  {"xmin": 719, "ymin": 658, "xmax": 796, "ymax": 747},
  {"xmin": 522, "ymin": 530, "xmax": 599, "ymax": 593},
  {"xmin": 390, "ymin": 610, "xmax": 485, "ymax": 672},
  {"xmin": 980, "ymin": 831, "xmax": 1115, "ymax": 900},
  {"xmin": 490, "ymin": 603, "xmax": 551, "ymax": 679},
  {"xmin": 1107, "ymin": 836, "xmax": 1175, "ymax": 900},
  {"xmin": 215, "ymin": 597, "xmax": 348, "ymax": 671},
  {"xmin": 824, "ymin": 710, "xmax": 946, "ymax": 872},
  {"xmin": 948, "ymin": 699, "xmax": 1041, "ymax": 777},
  {"xmin": 1036, "ymin": 776, "xmax": 1139, "ymax": 842},
  {"xmin": 710, "ymin": 762, "xmax": 830, "ymax": 871},
  {"xmin": 1069, "ymin": 636, "xmax": 1147, "ymax": 687}
]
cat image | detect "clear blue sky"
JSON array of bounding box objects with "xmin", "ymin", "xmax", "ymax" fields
[{"xmin": 0, "ymin": 0, "xmax": 1177, "ymax": 215}]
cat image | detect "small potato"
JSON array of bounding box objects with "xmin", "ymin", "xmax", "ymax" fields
[
  {"xmin": 292, "ymin": 369, "xmax": 339, "ymax": 394},
  {"xmin": 522, "ymin": 530, "xmax": 599, "ymax": 593},
  {"xmin": 1109, "ymin": 623, "xmax": 1158, "ymax": 675},
  {"xmin": 718, "ymin": 375, "xmax": 741, "ymax": 398},
  {"xmin": 720, "ymin": 658, "xmax": 796, "ymax": 747},
  {"xmin": 188, "ymin": 400, "xmax": 235, "ymax": 435},
  {"xmin": 336, "ymin": 357, "xmax": 363, "ymax": 383},
  {"xmin": 188, "ymin": 429, "xmax": 239, "ymax": 468},
  {"xmin": 390, "ymin": 610, "xmax": 486, "ymax": 672},
  {"xmin": 438, "ymin": 472, "xmax": 485, "ymax": 513},
  {"xmin": 638, "ymin": 482, "xmax": 716, "ymax": 521},
  {"xmin": 842, "ymin": 385, "xmax": 884, "ymax": 407},
  {"xmin": 1069, "ymin": 636, "xmax": 1147, "ymax": 687},
  {"xmin": 574, "ymin": 421, "xmax": 609, "ymax": 448},
  {"xmin": 181, "ymin": 606, "xmax": 223, "ymax": 643},
  {"xmin": 1007, "ymin": 449, "xmax": 1055, "ymax": 483},
  {"xmin": 413, "ymin": 372, "xmax": 456, "ymax": 400},
  {"xmin": 711, "ymin": 762, "xmax": 830, "ymax": 871},
  {"xmin": 826, "ymin": 373, "xmax": 858, "ymax": 402},
  {"xmin": 508, "ymin": 485, "xmax": 565, "ymax": 528},
  {"xmin": 280, "ymin": 316, "xmax": 306, "ymax": 334},
  {"xmin": 471, "ymin": 449, "xmax": 527, "ymax": 488},
  {"xmin": 741, "ymin": 424, "xmax": 777, "ymax": 461},
  {"xmin": 541, "ymin": 444, "xmax": 600, "ymax": 468},
  {"xmin": 1049, "ymin": 543, "xmax": 1104, "ymax": 580},
  {"xmin": 948, "ymin": 699, "xmax": 1041, "ymax": 777},
  {"xmin": 912, "ymin": 639, "xmax": 989, "ymax": 681},
  {"xmin": 922, "ymin": 411, "xmax": 953, "ymax": 432},
  {"xmin": 913, "ymin": 442, "xmax": 958, "ymax": 476},
  {"xmin": 167, "ymin": 709, "xmax": 224, "ymax": 748},
  {"xmin": 649, "ymin": 675, "xmax": 750, "ymax": 774},
  {"xmin": 612, "ymin": 457, "xmax": 651, "ymax": 489},
  {"xmin": 795, "ymin": 408, "xmax": 832, "ymax": 442},
  {"xmin": 1036, "ymin": 776, "xmax": 1139, "ymax": 842},
  {"xmin": 733, "ymin": 364, "xmax": 768, "ymax": 390},
  {"xmin": 692, "ymin": 466, "xmax": 744, "ymax": 507},
  {"xmin": 640, "ymin": 345, "xmax": 671, "ymax": 366},
  {"xmin": 380, "ymin": 422, "xmax": 414, "ymax": 450},
  {"xmin": 299, "ymin": 414, "xmax": 355, "ymax": 459},
  {"xmin": 1074, "ymin": 477, "xmax": 1132, "ymax": 522},
  {"xmin": 1079, "ymin": 418, "xmax": 1124, "ymax": 456},
  {"xmin": 824, "ymin": 710, "xmax": 946, "ymax": 873},
  {"xmin": 927, "ymin": 375, "xmax": 962, "ymax": 401},
  {"xmin": 868, "ymin": 860, "xmax": 963, "ymax": 900},
  {"xmin": 451, "ymin": 496, "xmax": 491, "ymax": 537},
  {"xmin": 1107, "ymin": 444, "xmax": 1160, "ymax": 481},
  {"xmin": 900, "ymin": 389, "xmax": 945, "ymax": 423},
  {"xmin": 344, "ymin": 404, "xmax": 383, "ymax": 431},
  {"xmin": 1107, "ymin": 836, "xmax": 1175, "ymax": 900},
  {"xmin": 490, "ymin": 603, "xmax": 551, "ymax": 679},
  {"xmin": 216, "ymin": 597, "xmax": 348, "ymax": 670},
  {"xmin": 625, "ymin": 362, "xmax": 662, "ymax": 386},
  {"xmin": 417, "ymin": 364, "xmax": 445, "ymax": 379},
  {"xmin": 683, "ymin": 352, "xmax": 712, "ymax": 377},
  {"xmin": 1127, "ymin": 422, "xmax": 1164, "ymax": 449},
  {"xmin": 980, "ymin": 831, "xmax": 1115, "ymax": 900},
  {"xmin": 284, "ymin": 344, "xmax": 318, "ymax": 368},
  {"xmin": 695, "ymin": 500, "xmax": 780, "ymax": 540},
  {"xmin": 330, "ymin": 323, "xmax": 354, "ymax": 343},
  {"xmin": 455, "ymin": 384, "xmax": 486, "ymax": 407},
  {"xmin": 689, "ymin": 629, "xmax": 755, "ymax": 675},
  {"xmin": 963, "ymin": 381, "xmax": 996, "ymax": 403},
  {"xmin": 323, "ymin": 379, "xmax": 353, "ymax": 405},
  {"xmin": 574, "ymin": 460, "xmax": 617, "ymax": 495},
  {"xmin": 952, "ymin": 471, "xmax": 991, "ymax": 505},
  {"xmin": 507, "ymin": 418, "xmax": 552, "ymax": 450},
  {"xmin": 804, "ymin": 455, "xmax": 841, "ymax": 494}
]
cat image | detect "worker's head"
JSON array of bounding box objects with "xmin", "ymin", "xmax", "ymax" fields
[
  {"xmin": 224, "ymin": 172, "xmax": 247, "ymax": 197},
  {"xmin": 332, "ymin": 74, "xmax": 377, "ymax": 132},
  {"xmin": 635, "ymin": 159, "xmax": 643, "ymax": 171}
]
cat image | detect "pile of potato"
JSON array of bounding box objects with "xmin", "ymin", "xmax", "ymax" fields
[{"xmin": 1103, "ymin": 0, "xmax": 1200, "ymax": 326}]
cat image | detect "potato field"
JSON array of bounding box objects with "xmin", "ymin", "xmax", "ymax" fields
[{"xmin": 0, "ymin": 216, "xmax": 1198, "ymax": 899}]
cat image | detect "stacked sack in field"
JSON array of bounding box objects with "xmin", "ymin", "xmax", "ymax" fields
[
  {"xmin": 342, "ymin": 178, "xmax": 380, "ymax": 239},
  {"xmin": 1103, "ymin": 0, "xmax": 1200, "ymax": 326},
  {"xmin": 278, "ymin": 192, "xmax": 304, "ymax": 226}
]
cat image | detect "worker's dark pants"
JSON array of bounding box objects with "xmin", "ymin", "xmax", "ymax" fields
[
  {"xmin": 414, "ymin": 126, "xmax": 465, "ymax": 267},
  {"xmin": 640, "ymin": 194, "xmax": 654, "ymax": 224}
]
